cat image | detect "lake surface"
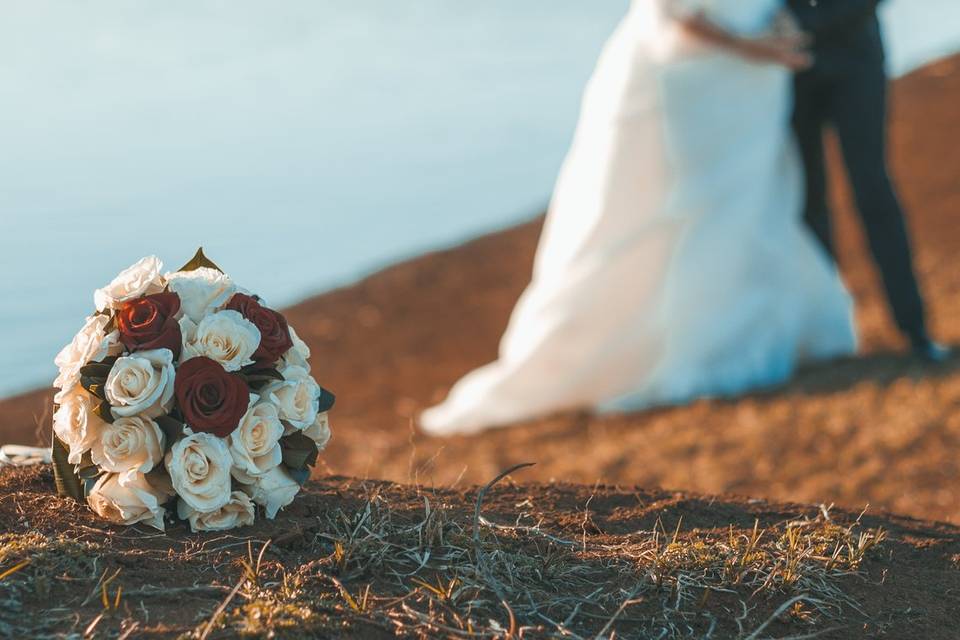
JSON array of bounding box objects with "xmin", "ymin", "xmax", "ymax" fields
[{"xmin": 1, "ymin": 0, "xmax": 958, "ymax": 397}]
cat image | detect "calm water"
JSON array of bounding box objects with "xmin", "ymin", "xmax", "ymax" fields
[{"xmin": 1, "ymin": 1, "xmax": 958, "ymax": 397}]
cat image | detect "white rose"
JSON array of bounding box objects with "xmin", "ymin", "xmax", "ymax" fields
[
  {"xmin": 165, "ymin": 267, "xmax": 237, "ymax": 323},
  {"xmin": 264, "ymin": 365, "xmax": 321, "ymax": 431},
  {"xmin": 177, "ymin": 491, "xmax": 255, "ymax": 532},
  {"xmin": 105, "ymin": 349, "xmax": 176, "ymax": 418},
  {"xmin": 86, "ymin": 470, "xmax": 173, "ymax": 531},
  {"xmin": 281, "ymin": 325, "xmax": 311, "ymax": 371},
  {"xmin": 54, "ymin": 314, "xmax": 122, "ymax": 394},
  {"xmin": 94, "ymin": 255, "xmax": 166, "ymax": 312},
  {"xmin": 244, "ymin": 465, "xmax": 300, "ymax": 519},
  {"xmin": 53, "ymin": 387, "xmax": 109, "ymax": 464},
  {"xmin": 165, "ymin": 431, "xmax": 233, "ymax": 512},
  {"xmin": 91, "ymin": 415, "xmax": 165, "ymax": 473},
  {"xmin": 181, "ymin": 310, "xmax": 260, "ymax": 372},
  {"xmin": 302, "ymin": 411, "xmax": 331, "ymax": 451},
  {"xmin": 229, "ymin": 397, "xmax": 284, "ymax": 483}
]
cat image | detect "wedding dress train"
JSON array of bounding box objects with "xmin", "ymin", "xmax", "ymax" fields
[{"xmin": 421, "ymin": 0, "xmax": 856, "ymax": 435}]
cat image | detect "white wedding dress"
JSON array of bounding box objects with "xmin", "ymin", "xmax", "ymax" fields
[{"xmin": 421, "ymin": 0, "xmax": 856, "ymax": 435}]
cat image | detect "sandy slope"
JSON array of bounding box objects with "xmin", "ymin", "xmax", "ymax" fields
[{"xmin": 2, "ymin": 56, "xmax": 959, "ymax": 524}]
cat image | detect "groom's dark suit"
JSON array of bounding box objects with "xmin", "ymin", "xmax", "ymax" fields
[{"xmin": 789, "ymin": 0, "xmax": 930, "ymax": 344}]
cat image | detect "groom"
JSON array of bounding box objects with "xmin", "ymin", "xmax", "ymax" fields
[{"xmin": 787, "ymin": 0, "xmax": 947, "ymax": 361}]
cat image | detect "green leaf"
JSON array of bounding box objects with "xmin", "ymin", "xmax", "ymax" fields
[
  {"xmin": 51, "ymin": 435, "xmax": 83, "ymax": 501},
  {"xmin": 83, "ymin": 476, "xmax": 102, "ymax": 499},
  {"xmin": 79, "ymin": 357, "xmax": 117, "ymax": 400},
  {"xmin": 155, "ymin": 415, "xmax": 187, "ymax": 446},
  {"xmin": 76, "ymin": 451, "xmax": 100, "ymax": 481},
  {"xmin": 288, "ymin": 467, "xmax": 310, "ymax": 486},
  {"xmin": 279, "ymin": 432, "xmax": 319, "ymax": 470},
  {"xmin": 93, "ymin": 400, "xmax": 115, "ymax": 424},
  {"xmin": 241, "ymin": 367, "xmax": 285, "ymax": 391},
  {"xmin": 176, "ymin": 247, "xmax": 224, "ymax": 274},
  {"xmin": 317, "ymin": 387, "xmax": 336, "ymax": 413},
  {"xmin": 79, "ymin": 361, "xmax": 113, "ymax": 380},
  {"xmin": 80, "ymin": 377, "xmax": 107, "ymax": 400}
]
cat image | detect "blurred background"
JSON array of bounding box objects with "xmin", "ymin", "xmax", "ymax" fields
[{"xmin": 1, "ymin": 0, "xmax": 958, "ymax": 397}]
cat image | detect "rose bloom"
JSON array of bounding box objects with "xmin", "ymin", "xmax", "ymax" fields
[
  {"xmin": 54, "ymin": 314, "xmax": 122, "ymax": 395},
  {"xmin": 165, "ymin": 431, "xmax": 233, "ymax": 512},
  {"xmin": 244, "ymin": 465, "xmax": 300, "ymax": 519},
  {"xmin": 226, "ymin": 293, "xmax": 293, "ymax": 364},
  {"xmin": 53, "ymin": 387, "xmax": 109, "ymax": 463},
  {"xmin": 303, "ymin": 411, "xmax": 331, "ymax": 451},
  {"xmin": 91, "ymin": 415, "xmax": 165, "ymax": 473},
  {"xmin": 178, "ymin": 491, "xmax": 255, "ymax": 532},
  {"xmin": 264, "ymin": 365, "xmax": 321, "ymax": 431},
  {"xmin": 105, "ymin": 348, "xmax": 176, "ymax": 418},
  {"xmin": 282, "ymin": 325, "xmax": 311, "ymax": 371},
  {"xmin": 94, "ymin": 255, "xmax": 166, "ymax": 312},
  {"xmin": 87, "ymin": 470, "xmax": 174, "ymax": 531},
  {"xmin": 181, "ymin": 310, "xmax": 260, "ymax": 372},
  {"xmin": 117, "ymin": 292, "xmax": 182, "ymax": 358},
  {"xmin": 174, "ymin": 357, "xmax": 250, "ymax": 437},
  {"xmin": 165, "ymin": 267, "xmax": 237, "ymax": 323},
  {"xmin": 229, "ymin": 397, "xmax": 284, "ymax": 483}
]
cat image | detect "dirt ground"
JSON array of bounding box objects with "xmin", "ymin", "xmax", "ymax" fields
[
  {"xmin": 3, "ymin": 464, "xmax": 960, "ymax": 638},
  {"xmin": 2, "ymin": 56, "xmax": 959, "ymax": 530}
]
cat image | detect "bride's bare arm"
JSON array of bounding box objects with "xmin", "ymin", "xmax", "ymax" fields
[{"xmin": 676, "ymin": 11, "xmax": 812, "ymax": 70}]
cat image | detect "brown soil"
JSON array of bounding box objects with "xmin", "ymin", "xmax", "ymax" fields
[
  {"xmin": 3, "ymin": 464, "xmax": 960, "ymax": 638},
  {"xmin": 5, "ymin": 56, "xmax": 958, "ymax": 525}
]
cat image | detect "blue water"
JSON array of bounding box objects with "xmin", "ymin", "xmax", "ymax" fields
[{"xmin": 1, "ymin": 0, "xmax": 958, "ymax": 397}]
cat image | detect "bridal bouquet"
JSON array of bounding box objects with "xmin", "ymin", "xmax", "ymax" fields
[{"xmin": 51, "ymin": 249, "xmax": 334, "ymax": 532}]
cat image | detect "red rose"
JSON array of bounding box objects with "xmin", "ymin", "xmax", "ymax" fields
[
  {"xmin": 117, "ymin": 292, "xmax": 182, "ymax": 358},
  {"xmin": 225, "ymin": 293, "xmax": 293, "ymax": 365},
  {"xmin": 174, "ymin": 357, "xmax": 249, "ymax": 437}
]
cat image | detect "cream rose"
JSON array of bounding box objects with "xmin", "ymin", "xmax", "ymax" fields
[
  {"xmin": 181, "ymin": 310, "xmax": 260, "ymax": 372},
  {"xmin": 105, "ymin": 348, "xmax": 176, "ymax": 418},
  {"xmin": 244, "ymin": 465, "xmax": 300, "ymax": 519},
  {"xmin": 281, "ymin": 325, "xmax": 311, "ymax": 371},
  {"xmin": 165, "ymin": 267, "xmax": 237, "ymax": 323},
  {"xmin": 54, "ymin": 314, "xmax": 122, "ymax": 394},
  {"xmin": 177, "ymin": 491, "xmax": 255, "ymax": 532},
  {"xmin": 86, "ymin": 470, "xmax": 173, "ymax": 531},
  {"xmin": 264, "ymin": 365, "xmax": 321, "ymax": 431},
  {"xmin": 90, "ymin": 415, "xmax": 165, "ymax": 473},
  {"xmin": 53, "ymin": 387, "xmax": 109, "ymax": 464},
  {"xmin": 94, "ymin": 255, "xmax": 166, "ymax": 312},
  {"xmin": 229, "ymin": 397, "xmax": 284, "ymax": 483},
  {"xmin": 302, "ymin": 411, "xmax": 331, "ymax": 451},
  {"xmin": 165, "ymin": 431, "xmax": 233, "ymax": 512}
]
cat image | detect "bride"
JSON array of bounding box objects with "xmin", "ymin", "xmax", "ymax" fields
[{"xmin": 421, "ymin": 0, "xmax": 857, "ymax": 435}]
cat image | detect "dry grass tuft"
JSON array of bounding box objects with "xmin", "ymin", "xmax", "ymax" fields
[
  {"xmin": 2, "ymin": 464, "xmax": 945, "ymax": 639},
  {"xmin": 0, "ymin": 532, "xmax": 104, "ymax": 637},
  {"xmin": 189, "ymin": 481, "xmax": 886, "ymax": 639}
]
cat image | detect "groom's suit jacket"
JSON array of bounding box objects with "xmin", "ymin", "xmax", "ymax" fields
[{"xmin": 787, "ymin": 0, "xmax": 885, "ymax": 69}]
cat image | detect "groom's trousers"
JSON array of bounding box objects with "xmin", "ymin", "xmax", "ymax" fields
[{"xmin": 792, "ymin": 14, "xmax": 928, "ymax": 342}]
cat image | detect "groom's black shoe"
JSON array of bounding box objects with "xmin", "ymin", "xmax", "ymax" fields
[{"xmin": 910, "ymin": 335, "xmax": 951, "ymax": 363}]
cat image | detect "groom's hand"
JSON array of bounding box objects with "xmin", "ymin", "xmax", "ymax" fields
[
  {"xmin": 738, "ymin": 31, "xmax": 812, "ymax": 71},
  {"xmin": 765, "ymin": 9, "xmax": 814, "ymax": 70},
  {"xmin": 772, "ymin": 9, "xmax": 805, "ymax": 41}
]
